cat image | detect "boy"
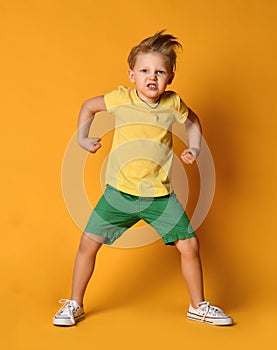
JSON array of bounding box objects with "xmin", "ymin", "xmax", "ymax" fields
[{"xmin": 53, "ymin": 31, "xmax": 233, "ymax": 326}]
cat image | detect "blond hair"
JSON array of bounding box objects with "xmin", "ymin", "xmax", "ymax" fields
[{"xmin": 127, "ymin": 30, "xmax": 182, "ymax": 72}]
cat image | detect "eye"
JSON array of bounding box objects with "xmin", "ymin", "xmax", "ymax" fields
[
  {"xmin": 157, "ymin": 70, "xmax": 165, "ymax": 75},
  {"xmin": 140, "ymin": 69, "xmax": 148, "ymax": 73}
]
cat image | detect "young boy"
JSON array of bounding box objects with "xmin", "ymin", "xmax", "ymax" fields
[{"xmin": 53, "ymin": 31, "xmax": 232, "ymax": 326}]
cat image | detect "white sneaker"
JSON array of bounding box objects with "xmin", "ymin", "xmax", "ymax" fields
[
  {"xmin": 187, "ymin": 301, "xmax": 233, "ymax": 326},
  {"xmin": 52, "ymin": 299, "xmax": 85, "ymax": 326}
]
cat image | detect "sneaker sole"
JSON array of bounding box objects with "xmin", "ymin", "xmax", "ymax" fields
[
  {"xmin": 53, "ymin": 313, "xmax": 85, "ymax": 327},
  {"xmin": 187, "ymin": 312, "xmax": 233, "ymax": 326}
]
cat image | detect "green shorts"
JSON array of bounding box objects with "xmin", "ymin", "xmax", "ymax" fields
[{"xmin": 84, "ymin": 185, "xmax": 196, "ymax": 246}]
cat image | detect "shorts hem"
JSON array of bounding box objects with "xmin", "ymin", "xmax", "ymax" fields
[
  {"xmin": 162, "ymin": 232, "xmax": 196, "ymax": 246},
  {"xmin": 84, "ymin": 228, "xmax": 125, "ymax": 245}
]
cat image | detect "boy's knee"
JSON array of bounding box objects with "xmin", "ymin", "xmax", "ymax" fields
[
  {"xmin": 79, "ymin": 232, "xmax": 103, "ymax": 253},
  {"xmin": 175, "ymin": 237, "xmax": 199, "ymax": 255}
]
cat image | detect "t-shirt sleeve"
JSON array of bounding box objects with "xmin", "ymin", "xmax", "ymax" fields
[
  {"xmin": 104, "ymin": 89, "xmax": 119, "ymax": 111},
  {"xmin": 175, "ymin": 95, "xmax": 189, "ymax": 124},
  {"xmin": 104, "ymin": 86, "xmax": 127, "ymax": 111},
  {"xmin": 164, "ymin": 91, "xmax": 189, "ymax": 123}
]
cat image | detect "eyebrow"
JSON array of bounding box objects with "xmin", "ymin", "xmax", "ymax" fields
[{"xmin": 138, "ymin": 65, "xmax": 168, "ymax": 70}]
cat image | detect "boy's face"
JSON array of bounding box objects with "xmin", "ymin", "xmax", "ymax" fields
[{"xmin": 128, "ymin": 52, "xmax": 174, "ymax": 104}]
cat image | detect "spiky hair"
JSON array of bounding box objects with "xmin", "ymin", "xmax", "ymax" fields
[{"xmin": 127, "ymin": 30, "xmax": 182, "ymax": 72}]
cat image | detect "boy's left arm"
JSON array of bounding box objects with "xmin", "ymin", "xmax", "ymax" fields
[{"xmin": 181, "ymin": 109, "xmax": 202, "ymax": 165}]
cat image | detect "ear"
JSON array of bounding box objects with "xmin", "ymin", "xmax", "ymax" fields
[
  {"xmin": 168, "ymin": 72, "xmax": 175, "ymax": 85},
  {"xmin": 128, "ymin": 69, "xmax": 136, "ymax": 83}
]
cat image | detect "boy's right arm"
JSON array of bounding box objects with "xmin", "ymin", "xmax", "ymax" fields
[{"xmin": 77, "ymin": 96, "xmax": 107, "ymax": 153}]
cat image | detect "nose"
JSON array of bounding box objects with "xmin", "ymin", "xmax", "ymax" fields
[{"xmin": 149, "ymin": 71, "xmax": 157, "ymax": 80}]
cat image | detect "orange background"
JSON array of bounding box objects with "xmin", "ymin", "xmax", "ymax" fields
[{"xmin": 1, "ymin": 0, "xmax": 276, "ymax": 349}]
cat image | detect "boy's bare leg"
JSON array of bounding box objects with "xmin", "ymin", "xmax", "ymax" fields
[
  {"xmin": 71, "ymin": 233, "xmax": 103, "ymax": 306},
  {"xmin": 175, "ymin": 237, "xmax": 204, "ymax": 308}
]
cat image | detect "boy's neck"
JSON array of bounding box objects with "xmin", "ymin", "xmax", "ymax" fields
[{"xmin": 136, "ymin": 89, "xmax": 162, "ymax": 108}]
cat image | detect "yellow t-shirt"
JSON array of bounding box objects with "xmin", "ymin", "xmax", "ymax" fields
[{"xmin": 104, "ymin": 86, "xmax": 189, "ymax": 197}]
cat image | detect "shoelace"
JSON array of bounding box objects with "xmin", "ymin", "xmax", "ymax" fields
[
  {"xmin": 198, "ymin": 302, "xmax": 224, "ymax": 322},
  {"xmin": 57, "ymin": 299, "xmax": 76, "ymax": 325}
]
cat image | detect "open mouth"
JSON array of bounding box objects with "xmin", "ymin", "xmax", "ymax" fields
[{"xmin": 147, "ymin": 84, "xmax": 157, "ymax": 89}]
